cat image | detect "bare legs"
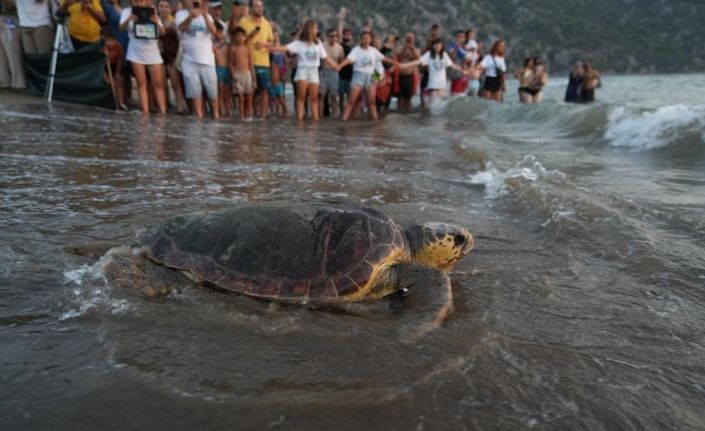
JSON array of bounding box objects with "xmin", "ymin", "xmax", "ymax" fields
[
  {"xmin": 166, "ymin": 63, "xmax": 187, "ymax": 113},
  {"xmin": 132, "ymin": 63, "xmax": 167, "ymax": 115},
  {"xmin": 342, "ymin": 84, "xmax": 378, "ymax": 121}
]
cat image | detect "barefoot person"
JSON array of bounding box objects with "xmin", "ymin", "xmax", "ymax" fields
[
  {"xmin": 239, "ymin": 0, "xmax": 274, "ymax": 119},
  {"xmin": 318, "ymin": 28, "xmax": 345, "ymax": 118},
  {"xmin": 394, "ymin": 32, "xmax": 420, "ymax": 111},
  {"xmin": 337, "ymin": 31, "xmax": 396, "ymax": 121},
  {"xmin": 157, "ymin": 0, "xmax": 187, "ymax": 113},
  {"xmin": 399, "ymin": 37, "xmax": 467, "ymax": 103},
  {"xmin": 270, "ymin": 20, "xmax": 340, "ymax": 121},
  {"xmin": 119, "ymin": 0, "xmax": 167, "ymax": 114},
  {"xmin": 529, "ymin": 58, "xmax": 549, "ymax": 103},
  {"xmin": 176, "ymin": 0, "xmax": 219, "ymax": 118},
  {"xmin": 229, "ymin": 26, "xmax": 255, "ymax": 120},
  {"xmin": 580, "ymin": 61, "xmax": 600, "ymax": 103},
  {"xmin": 479, "ymin": 39, "xmax": 506, "ymax": 102},
  {"xmin": 514, "ymin": 57, "xmax": 534, "ymax": 104},
  {"xmin": 213, "ymin": 21, "xmax": 232, "ymax": 117}
]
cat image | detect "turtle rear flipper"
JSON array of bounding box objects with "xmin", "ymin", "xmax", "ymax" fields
[
  {"xmin": 392, "ymin": 263, "xmax": 454, "ymax": 343},
  {"xmin": 101, "ymin": 246, "xmax": 187, "ymax": 297}
]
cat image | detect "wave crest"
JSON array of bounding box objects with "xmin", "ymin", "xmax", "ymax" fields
[
  {"xmin": 468, "ymin": 155, "xmax": 566, "ymax": 200},
  {"xmin": 605, "ymin": 104, "xmax": 705, "ymax": 150}
]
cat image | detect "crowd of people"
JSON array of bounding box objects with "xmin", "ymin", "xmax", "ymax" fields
[{"xmin": 0, "ymin": 0, "xmax": 602, "ymax": 120}]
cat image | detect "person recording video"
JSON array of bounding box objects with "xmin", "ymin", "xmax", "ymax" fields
[
  {"xmin": 59, "ymin": 0, "xmax": 106, "ymax": 49},
  {"xmin": 175, "ymin": 0, "xmax": 219, "ymax": 118}
]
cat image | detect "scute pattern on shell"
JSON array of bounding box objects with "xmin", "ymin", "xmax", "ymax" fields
[{"xmin": 137, "ymin": 204, "xmax": 406, "ymax": 304}]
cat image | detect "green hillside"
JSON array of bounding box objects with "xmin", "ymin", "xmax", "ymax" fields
[{"xmin": 223, "ymin": 0, "xmax": 705, "ymax": 74}]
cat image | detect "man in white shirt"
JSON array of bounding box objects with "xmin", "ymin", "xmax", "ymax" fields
[
  {"xmin": 16, "ymin": 0, "xmax": 53, "ymax": 54},
  {"xmin": 176, "ymin": 0, "xmax": 219, "ymax": 118}
]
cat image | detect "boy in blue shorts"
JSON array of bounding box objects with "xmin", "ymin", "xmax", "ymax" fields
[
  {"xmin": 213, "ymin": 21, "xmax": 232, "ymax": 117},
  {"xmin": 269, "ymin": 52, "xmax": 287, "ymax": 117}
]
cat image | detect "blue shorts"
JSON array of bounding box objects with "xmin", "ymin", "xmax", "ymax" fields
[
  {"xmin": 338, "ymin": 79, "xmax": 351, "ymax": 97},
  {"xmin": 255, "ymin": 66, "xmax": 271, "ymax": 92},
  {"xmin": 216, "ymin": 65, "xmax": 232, "ymax": 86},
  {"xmin": 269, "ymin": 82, "xmax": 285, "ymax": 98}
]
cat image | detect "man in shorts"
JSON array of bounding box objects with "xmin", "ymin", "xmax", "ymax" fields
[
  {"xmin": 238, "ymin": 0, "xmax": 273, "ymax": 119},
  {"xmin": 176, "ymin": 0, "xmax": 219, "ymax": 118},
  {"xmin": 318, "ymin": 28, "xmax": 345, "ymax": 117},
  {"xmin": 336, "ymin": 9, "xmax": 354, "ymax": 115}
]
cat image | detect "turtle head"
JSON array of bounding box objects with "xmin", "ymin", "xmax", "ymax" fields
[{"xmin": 404, "ymin": 223, "xmax": 474, "ymax": 272}]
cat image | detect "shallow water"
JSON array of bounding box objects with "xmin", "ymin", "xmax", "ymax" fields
[{"xmin": 1, "ymin": 74, "xmax": 705, "ymax": 430}]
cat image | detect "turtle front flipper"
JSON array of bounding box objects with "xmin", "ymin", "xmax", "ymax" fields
[
  {"xmin": 390, "ymin": 263, "xmax": 454, "ymax": 342},
  {"xmin": 101, "ymin": 246, "xmax": 188, "ymax": 297}
]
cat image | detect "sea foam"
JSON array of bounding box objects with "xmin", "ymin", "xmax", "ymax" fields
[
  {"xmin": 605, "ymin": 104, "xmax": 705, "ymax": 150},
  {"xmin": 468, "ymin": 155, "xmax": 565, "ymax": 199}
]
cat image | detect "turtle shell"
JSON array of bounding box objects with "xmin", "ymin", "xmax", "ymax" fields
[{"xmin": 137, "ymin": 203, "xmax": 407, "ymax": 303}]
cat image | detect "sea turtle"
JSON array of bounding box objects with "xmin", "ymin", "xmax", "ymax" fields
[{"xmin": 101, "ymin": 203, "xmax": 474, "ymax": 339}]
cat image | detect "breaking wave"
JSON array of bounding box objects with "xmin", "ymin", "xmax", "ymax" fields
[
  {"xmin": 445, "ymin": 98, "xmax": 705, "ymax": 152},
  {"xmin": 605, "ymin": 104, "xmax": 705, "ymax": 150}
]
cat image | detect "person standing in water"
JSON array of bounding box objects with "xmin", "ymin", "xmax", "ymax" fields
[
  {"xmin": 394, "ymin": 32, "xmax": 420, "ymax": 112},
  {"xmin": 239, "ymin": 0, "xmax": 274, "ymax": 119},
  {"xmin": 529, "ymin": 58, "xmax": 549, "ymax": 104},
  {"xmin": 337, "ymin": 30, "xmax": 397, "ymax": 121},
  {"xmin": 514, "ymin": 57, "xmax": 534, "ymax": 104},
  {"xmin": 580, "ymin": 61, "xmax": 600, "ymax": 103},
  {"xmin": 564, "ymin": 61, "xmax": 583, "ymax": 103},
  {"xmin": 419, "ymin": 23, "xmax": 440, "ymax": 105},
  {"xmin": 229, "ymin": 26, "xmax": 255, "ymax": 121},
  {"xmin": 318, "ymin": 28, "xmax": 345, "ymax": 118},
  {"xmin": 479, "ymin": 39, "xmax": 507, "ymax": 102},
  {"xmin": 399, "ymin": 37, "xmax": 468, "ymax": 103},
  {"xmin": 270, "ymin": 19, "xmax": 341, "ymax": 121}
]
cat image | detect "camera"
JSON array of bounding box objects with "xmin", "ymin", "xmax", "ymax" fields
[{"xmin": 193, "ymin": 1, "xmax": 200, "ymax": 7}]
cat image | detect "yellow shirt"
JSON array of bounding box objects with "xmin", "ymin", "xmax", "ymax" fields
[
  {"xmin": 64, "ymin": 0, "xmax": 104, "ymax": 43},
  {"xmin": 238, "ymin": 15, "xmax": 273, "ymax": 67}
]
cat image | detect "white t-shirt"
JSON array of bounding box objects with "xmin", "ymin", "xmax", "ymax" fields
[
  {"xmin": 16, "ymin": 0, "xmax": 52, "ymax": 27},
  {"xmin": 347, "ymin": 45, "xmax": 385, "ymax": 74},
  {"xmin": 119, "ymin": 8, "xmax": 164, "ymax": 65},
  {"xmin": 420, "ymin": 51, "xmax": 453, "ymax": 90},
  {"xmin": 464, "ymin": 39, "xmax": 479, "ymax": 63},
  {"xmin": 481, "ymin": 55, "xmax": 506, "ymax": 78},
  {"xmin": 286, "ymin": 40, "xmax": 327, "ymax": 68},
  {"xmin": 175, "ymin": 10, "xmax": 216, "ymax": 66}
]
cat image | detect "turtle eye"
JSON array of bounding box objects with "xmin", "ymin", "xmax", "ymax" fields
[{"xmin": 454, "ymin": 235, "xmax": 466, "ymax": 247}]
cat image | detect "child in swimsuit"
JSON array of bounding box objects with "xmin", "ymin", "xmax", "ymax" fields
[
  {"xmin": 213, "ymin": 22, "xmax": 232, "ymax": 117},
  {"xmin": 466, "ymin": 59, "xmax": 482, "ymax": 96},
  {"xmin": 269, "ymin": 53, "xmax": 287, "ymax": 117},
  {"xmin": 229, "ymin": 26, "xmax": 255, "ymax": 121}
]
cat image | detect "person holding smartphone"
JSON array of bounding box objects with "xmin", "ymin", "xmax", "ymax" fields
[
  {"xmin": 119, "ymin": 0, "xmax": 166, "ymax": 114},
  {"xmin": 60, "ymin": 0, "xmax": 106, "ymax": 49},
  {"xmin": 238, "ymin": 0, "xmax": 273, "ymax": 119},
  {"xmin": 176, "ymin": 0, "xmax": 219, "ymax": 118}
]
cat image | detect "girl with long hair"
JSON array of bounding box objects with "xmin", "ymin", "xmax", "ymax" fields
[
  {"xmin": 478, "ymin": 39, "xmax": 506, "ymax": 102},
  {"xmin": 399, "ymin": 37, "xmax": 467, "ymax": 103},
  {"xmin": 270, "ymin": 19, "xmax": 339, "ymax": 120},
  {"xmin": 337, "ymin": 31, "xmax": 396, "ymax": 121}
]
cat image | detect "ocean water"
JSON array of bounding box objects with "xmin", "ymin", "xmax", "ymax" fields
[{"xmin": 1, "ymin": 74, "xmax": 704, "ymax": 430}]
